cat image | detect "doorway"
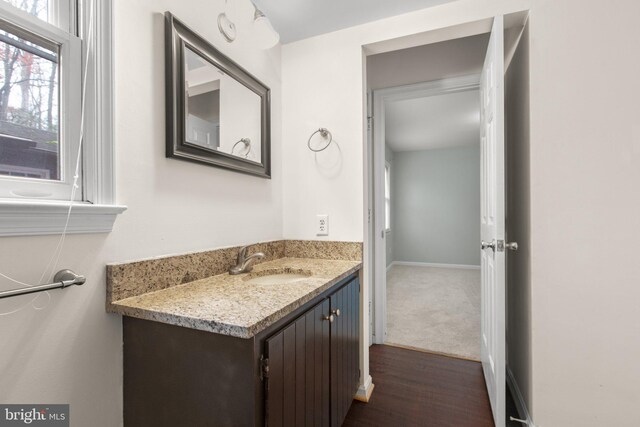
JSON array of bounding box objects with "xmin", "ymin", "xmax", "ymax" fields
[
  {"xmin": 373, "ymin": 75, "xmax": 483, "ymax": 361},
  {"xmin": 367, "ymin": 32, "xmax": 489, "ymax": 359},
  {"xmin": 364, "ymin": 15, "xmax": 529, "ymax": 426}
]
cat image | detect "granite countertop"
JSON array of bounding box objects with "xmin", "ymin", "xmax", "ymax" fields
[{"xmin": 108, "ymin": 257, "xmax": 361, "ymax": 339}]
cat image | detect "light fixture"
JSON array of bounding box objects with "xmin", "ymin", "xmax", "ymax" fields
[
  {"xmin": 217, "ymin": 0, "xmax": 236, "ymax": 43},
  {"xmin": 216, "ymin": 0, "xmax": 280, "ymax": 48},
  {"xmin": 217, "ymin": 11, "xmax": 236, "ymax": 43},
  {"xmin": 252, "ymin": 5, "xmax": 279, "ymax": 49}
]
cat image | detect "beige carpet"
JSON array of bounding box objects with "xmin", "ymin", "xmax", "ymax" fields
[{"xmin": 386, "ymin": 265, "xmax": 481, "ymax": 360}]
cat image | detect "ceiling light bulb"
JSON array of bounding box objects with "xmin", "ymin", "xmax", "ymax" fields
[{"xmin": 253, "ymin": 8, "xmax": 279, "ymax": 49}]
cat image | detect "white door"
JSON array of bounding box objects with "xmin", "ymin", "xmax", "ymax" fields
[{"xmin": 480, "ymin": 15, "xmax": 506, "ymax": 427}]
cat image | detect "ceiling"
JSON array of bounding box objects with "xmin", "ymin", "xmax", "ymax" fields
[
  {"xmin": 385, "ymin": 89, "xmax": 480, "ymax": 152},
  {"xmin": 252, "ymin": 0, "xmax": 455, "ymax": 43}
]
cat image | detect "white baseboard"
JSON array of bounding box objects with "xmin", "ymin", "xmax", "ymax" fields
[
  {"xmin": 354, "ymin": 375, "xmax": 374, "ymax": 402},
  {"xmin": 386, "ymin": 263, "xmax": 394, "ymax": 273},
  {"xmin": 391, "ymin": 261, "xmax": 480, "ymax": 270},
  {"xmin": 507, "ymin": 366, "xmax": 536, "ymax": 427}
]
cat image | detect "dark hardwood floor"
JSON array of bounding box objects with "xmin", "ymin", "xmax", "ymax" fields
[{"xmin": 343, "ymin": 345, "xmax": 495, "ymax": 427}]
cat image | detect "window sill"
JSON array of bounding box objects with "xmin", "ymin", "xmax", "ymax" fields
[{"xmin": 0, "ymin": 200, "xmax": 127, "ymax": 237}]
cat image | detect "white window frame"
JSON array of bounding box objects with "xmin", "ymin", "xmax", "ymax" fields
[
  {"xmin": 384, "ymin": 161, "xmax": 391, "ymax": 232},
  {"xmin": 0, "ymin": 3, "xmax": 81, "ymax": 200},
  {"xmin": 0, "ymin": 0, "xmax": 126, "ymax": 237},
  {"xmin": 48, "ymin": 0, "xmax": 77, "ymax": 34}
]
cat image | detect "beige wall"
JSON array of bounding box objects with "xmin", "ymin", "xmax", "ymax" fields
[
  {"xmin": 0, "ymin": 1, "xmax": 282, "ymax": 425},
  {"xmin": 281, "ymin": 0, "xmax": 640, "ymax": 425}
]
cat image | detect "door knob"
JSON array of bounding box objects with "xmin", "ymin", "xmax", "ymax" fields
[
  {"xmin": 481, "ymin": 240, "xmax": 496, "ymax": 251},
  {"xmin": 323, "ymin": 314, "xmax": 335, "ymax": 323},
  {"xmin": 331, "ymin": 308, "xmax": 341, "ymax": 317},
  {"xmin": 496, "ymin": 240, "xmax": 519, "ymax": 252}
]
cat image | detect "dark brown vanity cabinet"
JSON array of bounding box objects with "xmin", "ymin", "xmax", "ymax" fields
[
  {"xmin": 264, "ymin": 277, "xmax": 360, "ymax": 427},
  {"xmin": 123, "ymin": 272, "xmax": 360, "ymax": 427}
]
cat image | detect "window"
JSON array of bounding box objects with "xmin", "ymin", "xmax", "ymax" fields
[
  {"xmin": 0, "ymin": 0, "xmax": 80, "ymax": 200},
  {"xmin": 384, "ymin": 161, "xmax": 391, "ymax": 232},
  {"xmin": 0, "ymin": 23, "xmax": 61, "ymax": 182},
  {"xmin": 0, "ymin": 0, "xmax": 125, "ymax": 236},
  {"xmin": 1, "ymin": 0, "xmax": 75, "ymax": 33},
  {"xmin": 2, "ymin": 0, "xmax": 50, "ymax": 23}
]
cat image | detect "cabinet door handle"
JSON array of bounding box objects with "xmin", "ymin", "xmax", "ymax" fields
[
  {"xmin": 331, "ymin": 308, "xmax": 341, "ymax": 317},
  {"xmin": 323, "ymin": 314, "xmax": 335, "ymax": 323}
]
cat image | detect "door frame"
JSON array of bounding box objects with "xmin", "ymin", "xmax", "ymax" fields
[{"xmin": 370, "ymin": 74, "xmax": 480, "ymax": 344}]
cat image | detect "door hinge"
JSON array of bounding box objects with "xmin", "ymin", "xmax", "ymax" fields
[
  {"xmin": 367, "ymin": 116, "xmax": 373, "ymax": 131},
  {"xmin": 260, "ymin": 355, "xmax": 269, "ymax": 381},
  {"xmin": 368, "ymin": 208, "xmax": 372, "ymax": 224}
]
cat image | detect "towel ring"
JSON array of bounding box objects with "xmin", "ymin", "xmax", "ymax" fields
[
  {"xmin": 232, "ymin": 138, "xmax": 252, "ymax": 158},
  {"xmin": 307, "ymin": 128, "xmax": 332, "ymax": 152}
]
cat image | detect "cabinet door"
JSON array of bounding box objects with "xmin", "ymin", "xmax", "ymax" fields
[
  {"xmin": 330, "ymin": 277, "xmax": 360, "ymax": 427},
  {"xmin": 265, "ymin": 299, "xmax": 331, "ymax": 427}
]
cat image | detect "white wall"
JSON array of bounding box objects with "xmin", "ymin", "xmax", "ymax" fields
[
  {"xmin": 528, "ymin": 1, "xmax": 640, "ymax": 424},
  {"xmin": 281, "ymin": 0, "xmax": 640, "ymax": 425},
  {"xmin": 219, "ymin": 74, "xmax": 262, "ymax": 161},
  {"xmin": 367, "ymin": 32, "xmax": 488, "ymax": 90},
  {"xmin": 392, "ymin": 146, "xmax": 480, "ymax": 266},
  {"xmin": 0, "ymin": 1, "xmax": 282, "ymax": 425},
  {"xmin": 281, "ymin": 0, "xmax": 529, "ymax": 244},
  {"xmin": 281, "ymin": 40, "xmax": 363, "ymax": 241}
]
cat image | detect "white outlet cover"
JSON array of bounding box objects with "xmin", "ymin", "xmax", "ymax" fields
[{"xmin": 317, "ymin": 214, "xmax": 329, "ymax": 236}]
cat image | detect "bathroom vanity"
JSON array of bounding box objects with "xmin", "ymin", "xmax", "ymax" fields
[{"xmin": 107, "ymin": 242, "xmax": 362, "ymax": 427}]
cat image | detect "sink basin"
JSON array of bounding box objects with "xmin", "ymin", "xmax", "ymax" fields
[{"xmin": 243, "ymin": 268, "xmax": 312, "ymax": 285}]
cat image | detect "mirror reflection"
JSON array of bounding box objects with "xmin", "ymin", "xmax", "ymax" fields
[{"xmin": 184, "ymin": 47, "xmax": 262, "ymax": 162}]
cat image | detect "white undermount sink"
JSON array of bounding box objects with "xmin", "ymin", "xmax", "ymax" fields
[{"xmin": 243, "ymin": 269, "xmax": 312, "ymax": 285}]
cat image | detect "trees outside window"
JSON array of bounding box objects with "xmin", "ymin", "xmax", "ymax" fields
[{"xmin": 0, "ymin": 0, "xmax": 60, "ymax": 180}]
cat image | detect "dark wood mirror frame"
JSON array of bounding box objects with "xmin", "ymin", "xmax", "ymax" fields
[{"xmin": 165, "ymin": 12, "xmax": 271, "ymax": 178}]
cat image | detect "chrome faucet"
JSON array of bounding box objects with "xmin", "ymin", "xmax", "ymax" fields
[{"xmin": 229, "ymin": 244, "xmax": 265, "ymax": 275}]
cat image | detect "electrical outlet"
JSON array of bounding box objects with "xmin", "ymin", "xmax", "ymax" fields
[{"xmin": 317, "ymin": 214, "xmax": 329, "ymax": 236}]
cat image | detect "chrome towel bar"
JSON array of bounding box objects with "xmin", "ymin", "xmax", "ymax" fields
[{"xmin": 0, "ymin": 269, "xmax": 86, "ymax": 300}]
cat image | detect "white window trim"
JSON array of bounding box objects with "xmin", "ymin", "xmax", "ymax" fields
[
  {"xmin": 0, "ymin": 0, "xmax": 126, "ymax": 237},
  {"xmin": 49, "ymin": 0, "xmax": 76, "ymax": 34},
  {"xmin": 0, "ymin": 199, "xmax": 125, "ymax": 236}
]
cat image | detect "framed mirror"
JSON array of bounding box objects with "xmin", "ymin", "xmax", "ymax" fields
[{"xmin": 165, "ymin": 12, "xmax": 271, "ymax": 178}]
